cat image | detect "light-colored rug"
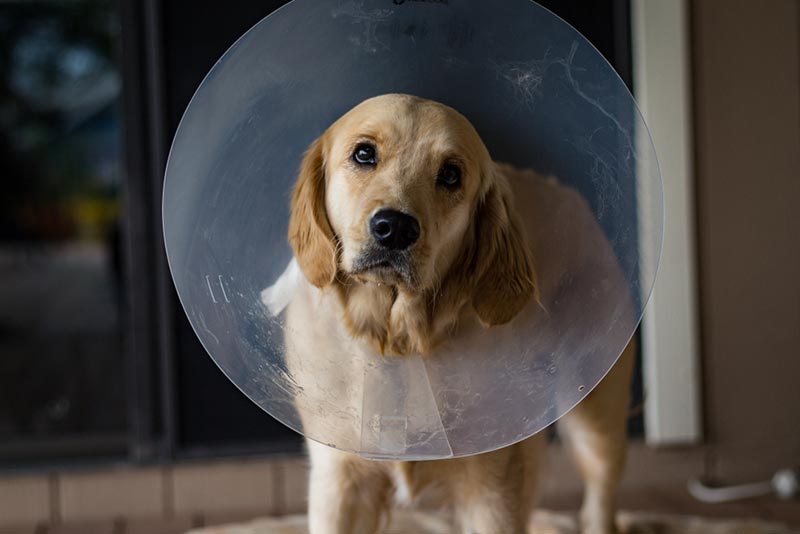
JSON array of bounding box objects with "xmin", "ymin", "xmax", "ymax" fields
[{"xmin": 189, "ymin": 510, "xmax": 796, "ymax": 534}]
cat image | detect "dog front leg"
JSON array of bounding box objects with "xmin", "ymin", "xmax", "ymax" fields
[
  {"xmin": 451, "ymin": 446, "xmax": 533, "ymax": 534},
  {"xmin": 307, "ymin": 441, "xmax": 392, "ymax": 534},
  {"xmin": 456, "ymin": 486, "xmax": 527, "ymax": 534}
]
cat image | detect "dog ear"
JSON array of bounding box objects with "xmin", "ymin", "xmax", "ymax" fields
[
  {"xmin": 288, "ymin": 136, "xmax": 338, "ymax": 288},
  {"xmin": 470, "ymin": 171, "xmax": 537, "ymax": 326}
]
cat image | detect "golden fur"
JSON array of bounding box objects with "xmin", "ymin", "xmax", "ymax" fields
[
  {"xmin": 289, "ymin": 94, "xmax": 536, "ymax": 356},
  {"xmin": 281, "ymin": 94, "xmax": 634, "ymax": 534}
]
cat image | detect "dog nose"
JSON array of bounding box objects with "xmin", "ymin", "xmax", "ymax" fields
[{"xmin": 369, "ymin": 209, "xmax": 420, "ymax": 250}]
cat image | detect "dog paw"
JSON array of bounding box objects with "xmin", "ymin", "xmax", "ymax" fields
[{"xmin": 579, "ymin": 521, "xmax": 619, "ymax": 534}]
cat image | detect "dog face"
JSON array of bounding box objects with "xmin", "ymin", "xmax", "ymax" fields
[
  {"xmin": 289, "ymin": 94, "xmax": 536, "ymax": 351},
  {"xmin": 325, "ymin": 94, "xmax": 488, "ymax": 291}
]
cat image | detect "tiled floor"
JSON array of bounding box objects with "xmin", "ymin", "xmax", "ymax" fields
[{"xmin": 1, "ymin": 447, "xmax": 797, "ymax": 534}]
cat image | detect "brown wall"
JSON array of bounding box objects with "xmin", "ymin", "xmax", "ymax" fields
[{"xmin": 691, "ymin": 0, "xmax": 800, "ymax": 481}]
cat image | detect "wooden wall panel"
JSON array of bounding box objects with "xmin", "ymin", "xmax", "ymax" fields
[{"xmin": 691, "ymin": 0, "xmax": 800, "ymax": 481}]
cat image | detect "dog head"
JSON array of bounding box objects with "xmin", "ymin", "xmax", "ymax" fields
[{"xmin": 289, "ymin": 94, "xmax": 536, "ymax": 350}]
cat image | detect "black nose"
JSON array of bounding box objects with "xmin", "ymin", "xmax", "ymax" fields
[{"xmin": 369, "ymin": 209, "xmax": 420, "ymax": 250}]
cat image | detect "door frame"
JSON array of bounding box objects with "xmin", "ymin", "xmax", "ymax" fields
[{"xmin": 632, "ymin": 0, "xmax": 703, "ymax": 445}]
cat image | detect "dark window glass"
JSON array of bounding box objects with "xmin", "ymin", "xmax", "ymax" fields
[{"xmin": 0, "ymin": 0, "xmax": 126, "ymax": 463}]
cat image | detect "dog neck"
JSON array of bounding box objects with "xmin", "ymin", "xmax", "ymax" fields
[{"xmin": 333, "ymin": 276, "xmax": 468, "ymax": 356}]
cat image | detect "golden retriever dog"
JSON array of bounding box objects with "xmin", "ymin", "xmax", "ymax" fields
[{"xmin": 266, "ymin": 94, "xmax": 635, "ymax": 534}]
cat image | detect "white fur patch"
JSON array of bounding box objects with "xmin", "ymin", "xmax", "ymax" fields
[
  {"xmin": 260, "ymin": 259, "xmax": 303, "ymax": 316},
  {"xmin": 392, "ymin": 467, "xmax": 414, "ymax": 506}
]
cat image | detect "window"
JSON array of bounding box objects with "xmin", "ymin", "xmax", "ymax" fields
[{"xmin": 0, "ymin": 0, "xmax": 127, "ymax": 464}]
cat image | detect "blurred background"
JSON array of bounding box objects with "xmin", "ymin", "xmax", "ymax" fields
[{"xmin": 0, "ymin": 0, "xmax": 797, "ymax": 532}]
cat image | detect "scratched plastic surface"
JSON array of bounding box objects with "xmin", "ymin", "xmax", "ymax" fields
[{"xmin": 162, "ymin": 0, "xmax": 663, "ymax": 459}]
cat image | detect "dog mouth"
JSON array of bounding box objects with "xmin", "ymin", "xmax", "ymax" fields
[{"xmin": 351, "ymin": 249, "xmax": 416, "ymax": 287}]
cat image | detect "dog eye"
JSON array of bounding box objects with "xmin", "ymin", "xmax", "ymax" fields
[
  {"xmin": 437, "ymin": 163, "xmax": 461, "ymax": 189},
  {"xmin": 352, "ymin": 143, "xmax": 376, "ymax": 165}
]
